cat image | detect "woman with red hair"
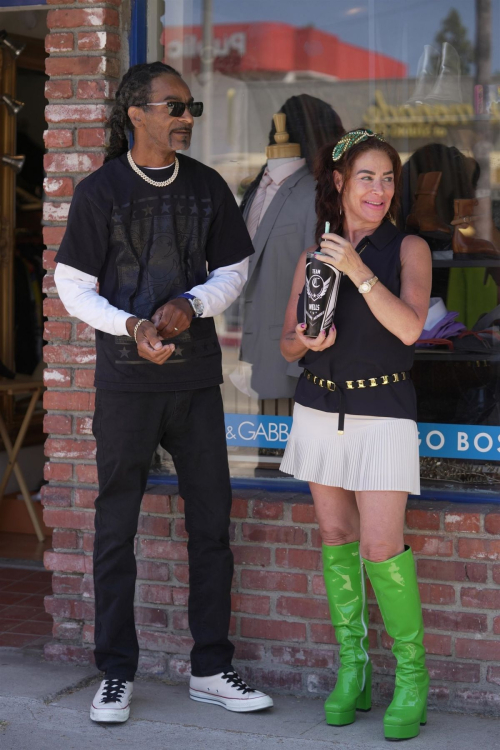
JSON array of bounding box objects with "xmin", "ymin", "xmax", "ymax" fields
[{"xmin": 280, "ymin": 130, "xmax": 432, "ymax": 741}]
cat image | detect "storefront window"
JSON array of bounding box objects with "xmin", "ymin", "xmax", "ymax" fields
[{"xmin": 148, "ymin": 1, "xmax": 500, "ymax": 500}]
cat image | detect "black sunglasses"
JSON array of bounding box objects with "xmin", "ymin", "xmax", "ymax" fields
[{"xmin": 141, "ymin": 101, "xmax": 204, "ymax": 118}]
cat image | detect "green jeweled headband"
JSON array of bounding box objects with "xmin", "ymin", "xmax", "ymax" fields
[{"xmin": 332, "ymin": 129, "xmax": 385, "ymax": 162}]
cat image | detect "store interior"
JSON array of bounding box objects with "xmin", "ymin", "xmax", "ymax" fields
[{"xmin": 0, "ymin": 8, "xmax": 49, "ymax": 569}]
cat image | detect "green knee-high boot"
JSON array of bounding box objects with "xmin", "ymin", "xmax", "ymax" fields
[
  {"xmin": 322, "ymin": 541, "xmax": 372, "ymax": 726},
  {"xmin": 364, "ymin": 546, "xmax": 429, "ymax": 741}
]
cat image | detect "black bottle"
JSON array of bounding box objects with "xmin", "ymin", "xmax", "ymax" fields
[{"xmin": 304, "ymin": 251, "xmax": 341, "ymax": 338}]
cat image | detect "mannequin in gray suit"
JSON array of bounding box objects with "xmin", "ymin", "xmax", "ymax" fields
[{"xmin": 240, "ymin": 96, "xmax": 344, "ymax": 400}]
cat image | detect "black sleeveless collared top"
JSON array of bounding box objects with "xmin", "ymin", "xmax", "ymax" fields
[{"xmin": 294, "ymin": 220, "xmax": 417, "ymax": 422}]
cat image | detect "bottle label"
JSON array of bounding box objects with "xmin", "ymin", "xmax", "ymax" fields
[{"xmin": 304, "ymin": 252, "xmax": 341, "ymax": 337}]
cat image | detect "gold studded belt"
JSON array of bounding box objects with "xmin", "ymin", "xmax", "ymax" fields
[
  {"xmin": 303, "ymin": 368, "xmax": 411, "ymax": 434},
  {"xmin": 304, "ymin": 369, "xmax": 411, "ymax": 391}
]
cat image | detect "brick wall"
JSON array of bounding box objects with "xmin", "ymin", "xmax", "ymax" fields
[
  {"xmin": 42, "ymin": 491, "xmax": 500, "ymax": 715},
  {"xmin": 42, "ymin": 2, "xmax": 121, "ymax": 487},
  {"xmin": 41, "ymin": 0, "xmax": 500, "ymax": 717},
  {"xmin": 40, "ymin": 0, "xmax": 119, "ymax": 659}
]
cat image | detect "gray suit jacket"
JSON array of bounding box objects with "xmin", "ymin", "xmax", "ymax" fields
[{"xmin": 240, "ymin": 165, "xmax": 316, "ymax": 399}]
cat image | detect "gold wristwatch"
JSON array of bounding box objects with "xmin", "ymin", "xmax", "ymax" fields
[{"xmin": 358, "ymin": 276, "xmax": 378, "ymax": 294}]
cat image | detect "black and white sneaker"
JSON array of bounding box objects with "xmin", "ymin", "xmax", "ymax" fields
[
  {"xmin": 189, "ymin": 670, "xmax": 273, "ymax": 712},
  {"xmin": 90, "ymin": 678, "xmax": 133, "ymax": 723}
]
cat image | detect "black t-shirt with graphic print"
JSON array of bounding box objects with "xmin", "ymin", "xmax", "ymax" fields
[{"xmin": 55, "ymin": 152, "xmax": 254, "ymax": 392}]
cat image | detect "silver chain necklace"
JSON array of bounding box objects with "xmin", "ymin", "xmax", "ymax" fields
[{"xmin": 127, "ymin": 150, "xmax": 179, "ymax": 187}]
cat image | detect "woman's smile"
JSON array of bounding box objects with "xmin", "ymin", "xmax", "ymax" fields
[{"xmin": 363, "ymin": 199, "xmax": 385, "ymax": 209}]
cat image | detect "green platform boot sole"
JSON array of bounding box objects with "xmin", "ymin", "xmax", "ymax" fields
[
  {"xmin": 325, "ymin": 661, "xmax": 372, "ymax": 726},
  {"xmin": 385, "ymin": 703, "xmax": 427, "ymax": 741}
]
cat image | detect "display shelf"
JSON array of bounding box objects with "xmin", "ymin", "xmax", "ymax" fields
[
  {"xmin": 432, "ymin": 258, "xmax": 500, "ymax": 268},
  {"xmin": 415, "ymin": 350, "xmax": 500, "ymax": 362}
]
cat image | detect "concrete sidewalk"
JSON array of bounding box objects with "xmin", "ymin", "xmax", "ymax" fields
[{"xmin": 0, "ymin": 650, "xmax": 497, "ymax": 750}]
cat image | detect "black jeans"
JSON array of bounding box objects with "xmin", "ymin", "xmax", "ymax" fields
[{"xmin": 92, "ymin": 386, "xmax": 234, "ymax": 681}]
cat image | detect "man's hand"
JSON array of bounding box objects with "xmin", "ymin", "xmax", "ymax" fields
[
  {"xmin": 151, "ymin": 298, "xmax": 194, "ymax": 339},
  {"xmin": 126, "ymin": 317, "xmax": 175, "ymax": 365}
]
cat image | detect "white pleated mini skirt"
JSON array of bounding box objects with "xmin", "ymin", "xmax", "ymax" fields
[{"xmin": 280, "ymin": 403, "xmax": 420, "ymax": 495}]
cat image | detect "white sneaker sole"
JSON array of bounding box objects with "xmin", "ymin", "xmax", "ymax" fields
[
  {"xmin": 90, "ymin": 704, "xmax": 131, "ymax": 723},
  {"xmin": 189, "ymin": 689, "xmax": 273, "ymax": 712}
]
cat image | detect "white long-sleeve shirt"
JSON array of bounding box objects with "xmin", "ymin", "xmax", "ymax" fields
[{"xmin": 54, "ymin": 258, "xmax": 249, "ymax": 337}]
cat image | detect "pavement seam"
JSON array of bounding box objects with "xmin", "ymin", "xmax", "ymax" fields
[
  {"xmin": 298, "ymin": 716, "xmax": 326, "ymax": 736},
  {"xmin": 43, "ymin": 673, "xmax": 101, "ymax": 706}
]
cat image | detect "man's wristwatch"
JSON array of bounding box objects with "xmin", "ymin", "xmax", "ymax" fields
[
  {"xmin": 177, "ymin": 292, "xmax": 204, "ymax": 318},
  {"xmin": 358, "ymin": 276, "xmax": 378, "ymax": 294}
]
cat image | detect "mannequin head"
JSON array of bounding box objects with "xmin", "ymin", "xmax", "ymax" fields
[
  {"xmin": 241, "ymin": 95, "xmax": 345, "ymax": 212},
  {"xmin": 269, "ymin": 95, "xmax": 345, "ymax": 170}
]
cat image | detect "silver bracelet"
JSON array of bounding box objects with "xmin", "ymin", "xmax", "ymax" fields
[{"xmin": 133, "ymin": 318, "xmax": 148, "ymax": 342}]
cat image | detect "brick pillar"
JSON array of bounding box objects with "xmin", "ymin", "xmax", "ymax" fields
[{"xmin": 42, "ymin": 0, "xmax": 123, "ymax": 663}]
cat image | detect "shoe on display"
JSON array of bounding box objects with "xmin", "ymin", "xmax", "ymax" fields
[
  {"xmin": 452, "ymin": 197, "xmax": 500, "ymax": 246},
  {"xmin": 451, "ymin": 198, "xmax": 500, "ymax": 259},
  {"xmin": 405, "ymin": 172, "xmax": 451, "ymax": 237},
  {"xmin": 407, "ymin": 45, "xmax": 439, "ymax": 105},
  {"xmin": 426, "ymin": 42, "xmax": 463, "ymax": 103},
  {"xmin": 189, "ymin": 670, "xmax": 274, "ymax": 712},
  {"xmin": 90, "ymin": 678, "xmax": 133, "ymax": 723}
]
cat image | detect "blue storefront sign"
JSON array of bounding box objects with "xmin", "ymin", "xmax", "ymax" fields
[
  {"xmin": 225, "ymin": 414, "xmax": 500, "ymax": 462},
  {"xmin": 225, "ymin": 414, "xmax": 293, "ymax": 449},
  {"xmin": 417, "ymin": 424, "xmax": 500, "ymax": 460}
]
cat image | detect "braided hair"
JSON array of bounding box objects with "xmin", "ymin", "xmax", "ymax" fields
[{"xmin": 105, "ymin": 62, "xmax": 181, "ymax": 163}]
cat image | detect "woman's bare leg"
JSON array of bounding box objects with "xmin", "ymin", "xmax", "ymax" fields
[
  {"xmin": 355, "ymin": 490, "xmax": 408, "ymax": 562},
  {"xmin": 309, "ymin": 482, "xmax": 360, "ymax": 546}
]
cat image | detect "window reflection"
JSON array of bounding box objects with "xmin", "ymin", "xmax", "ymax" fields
[{"xmin": 149, "ymin": 1, "xmax": 500, "ymax": 496}]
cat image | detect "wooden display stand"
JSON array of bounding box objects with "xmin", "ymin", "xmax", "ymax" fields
[
  {"xmin": 265, "ymin": 113, "xmax": 301, "ymax": 159},
  {"xmin": 0, "ymin": 377, "xmax": 44, "ymax": 541}
]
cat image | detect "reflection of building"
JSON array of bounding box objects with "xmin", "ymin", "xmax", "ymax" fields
[
  {"xmin": 162, "ymin": 22, "xmax": 407, "ymax": 81},
  {"xmin": 188, "ymin": 75, "xmax": 500, "ymax": 194}
]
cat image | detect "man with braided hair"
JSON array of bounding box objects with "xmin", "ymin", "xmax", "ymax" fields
[{"xmin": 54, "ymin": 62, "xmax": 273, "ymax": 723}]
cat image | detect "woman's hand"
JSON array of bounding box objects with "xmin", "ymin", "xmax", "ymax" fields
[
  {"xmin": 317, "ymin": 232, "xmax": 367, "ymax": 280},
  {"xmin": 294, "ymin": 322, "xmax": 337, "ymax": 352}
]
